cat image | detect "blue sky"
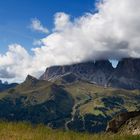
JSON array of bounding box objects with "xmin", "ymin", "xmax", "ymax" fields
[
  {"xmin": 1, "ymin": 0, "xmax": 138, "ymax": 82},
  {"xmin": 0, "ymin": 0, "xmax": 96, "ymax": 53}
]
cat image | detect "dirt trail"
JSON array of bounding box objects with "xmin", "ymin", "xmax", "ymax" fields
[{"xmin": 65, "ymin": 93, "xmax": 92, "ymax": 130}]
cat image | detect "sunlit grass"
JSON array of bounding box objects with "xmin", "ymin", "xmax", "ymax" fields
[{"xmin": 0, "ymin": 121, "xmax": 139, "ymax": 140}]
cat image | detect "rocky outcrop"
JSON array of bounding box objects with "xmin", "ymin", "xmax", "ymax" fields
[
  {"xmin": 40, "ymin": 58, "xmax": 140, "ymax": 90},
  {"xmin": 106, "ymin": 111, "xmax": 140, "ymax": 133},
  {"xmin": 119, "ymin": 115, "xmax": 140, "ymax": 135}
]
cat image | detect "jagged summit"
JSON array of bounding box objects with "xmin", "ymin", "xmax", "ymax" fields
[
  {"xmin": 25, "ymin": 75, "xmax": 38, "ymax": 82},
  {"xmin": 40, "ymin": 60, "xmax": 113, "ymax": 85},
  {"xmin": 40, "ymin": 58, "xmax": 140, "ymax": 89},
  {"xmin": 22, "ymin": 75, "xmax": 40, "ymax": 87},
  {"xmin": 108, "ymin": 58, "xmax": 140, "ymax": 89}
]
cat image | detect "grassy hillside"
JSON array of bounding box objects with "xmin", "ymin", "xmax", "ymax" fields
[
  {"xmin": 64, "ymin": 82, "xmax": 140, "ymax": 132},
  {"xmin": 0, "ymin": 77, "xmax": 140, "ymax": 132},
  {"xmin": 0, "ymin": 121, "xmax": 139, "ymax": 140}
]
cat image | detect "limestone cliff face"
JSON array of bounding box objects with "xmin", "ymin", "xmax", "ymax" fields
[
  {"xmin": 108, "ymin": 58, "xmax": 140, "ymax": 89},
  {"xmin": 40, "ymin": 58, "xmax": 140, "ymax": 90},
  {"xmin": 40, "ymin": 60, "xmax": 114, "ymax": 86}
]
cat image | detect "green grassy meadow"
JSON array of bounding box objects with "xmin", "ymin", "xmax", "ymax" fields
[{"xmin": 0, "ymin": 121, "xmax": 139, "ymax": 140}]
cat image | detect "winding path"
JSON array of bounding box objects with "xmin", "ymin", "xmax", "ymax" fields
[{"xmin": 65, "ymin": 93, "xmax": 92, "ymax": 130}]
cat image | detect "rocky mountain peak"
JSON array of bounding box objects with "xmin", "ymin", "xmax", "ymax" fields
[
  {"xmin": 116, "ymin": 58, "xmax": 140, "ymax": 77},
  {"xmin": 25, "ymin": 75, "xmax": 38, "ymax": 83},
  {"xmin": 95, "ymin": 60, "xmax": 113, "ymax": 70},
  {"xmin": 40, "ymin": 60, "xmax": 114, "ymax": 85},
  {"xmin": 107, "ymin": 58, "xmax": 140, "ymax": 89},
  {"xmin": 40, "ymin": 58, "xmax": 140, "ymax": 89}
]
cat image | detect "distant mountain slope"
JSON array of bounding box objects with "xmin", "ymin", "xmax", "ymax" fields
[
  {"xmin": 0, "ymin": 80, "xmax": 18, "ymax": 92},
  {"xmin": 40, "ymin": 58, "xmax": 140, "ymax": 90},
  {"xmin": 0, "ymin": 75, "xmax": 74, "ymax": 127},
  {"xmin": 0, "ymin": 75, "xmax": 140, "ymax": 133}
]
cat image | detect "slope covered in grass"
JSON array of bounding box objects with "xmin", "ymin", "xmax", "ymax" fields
[
  {"xmin": 64, "ymin": 82, "xmax": 140, "ymax": 132},
  {"xmin": 0, "ymin": 76, "xmax": 140, "ymax": 132},
  {"xmin": 0, "ymin": 121, "xmax": 139, "ymax": 140}
]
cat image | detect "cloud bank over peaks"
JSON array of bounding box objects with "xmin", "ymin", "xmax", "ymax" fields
[
  {"xmin": 37, "ymin": 0, "xmax": 140, "ymax": 61},
  {"xmin": 1, "ymin": 0, "xmax": 140, "ymax": 82}
]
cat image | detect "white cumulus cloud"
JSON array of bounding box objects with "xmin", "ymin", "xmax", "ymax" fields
[
  {"xmin": 1, "ymin": 0, "xmax": 140, "ymax": 82},
  {"xmin": 54, "ymin": 12, "xmax": 72, "ymax": 31},
  {"xmin": 31, "ymin": 18, "xmax": 49, "ymax": 34}
]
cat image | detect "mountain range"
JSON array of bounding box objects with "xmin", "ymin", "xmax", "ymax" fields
[
  {"xmin": 40, "ymin": 58, "xmax": 140, "ymax": 90},
  {"xmin": 0, "ymin": 80, "xmax": 18, "ymax": 92},
  {"xmin": 0, "ymin": 58, "xmax": 140, "ymax": 133}
]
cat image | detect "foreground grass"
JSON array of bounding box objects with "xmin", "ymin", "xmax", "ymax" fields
[{"xmin": 0, "ymin": 121, "xmax": 139, "ymax": 140}]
